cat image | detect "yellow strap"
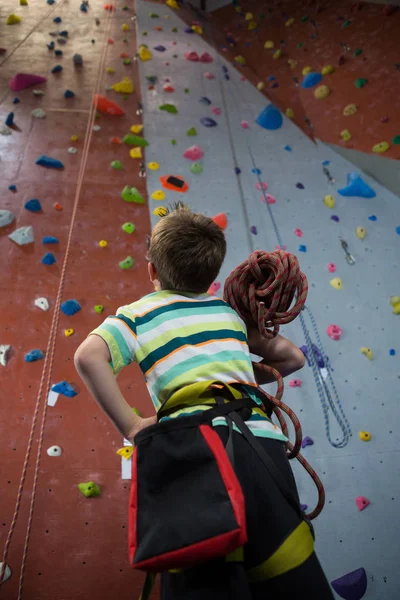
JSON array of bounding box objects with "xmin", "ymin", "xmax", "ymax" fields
[
  {"xmin": 247, "ymin": 521, "xmax": 314, "ymax": 582},
  {"xmin": 160, "ymin": 380, "xmax": 243, "ymax": 414}
]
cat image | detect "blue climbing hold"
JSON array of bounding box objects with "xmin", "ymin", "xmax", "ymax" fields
[
  {"xmin": 51, "ymin": 65, "xmax": 63, "ymax": 74},
  {"xmin": 154, "ymin": 45, "xmax": 166, "ymax": 52},
  {"xmin": 322, "ymin": 160, "xmax": 330, "ymax": 166},
  {"xmin": 47, "ymin": 41, "xmax": 55, "ymax": 50},
  {"xmin": 284, "ymin": 145, "xmax": 292, "ymax": 151},
  {"xmin": 338, "ymin": 173, "xmax": 376, "ymax": 198},
  {"xmin": 64, "ymin": 90, "xmax": 75, "ymax": 98},
  {"xmin": 61, "ymin": 299, "xmax": 81, "ymax": 316},
  {"xmin": 47, "ymin": 0, "xmax": 55, "ymax": 4},
  {"xmin": 298, "ymin": 245, "xmax": 307, "ymax": 252},
  {"xmin": 256, "ymin": 104, "xmax": 283, "ymax": 130},
  {"xmin": 368, "ymin": 215, "xmax": 377, "ymax": 221},
  {"xmin": 252, "ymin": 168, "xmax": 261, "ymax": 174},
  {"xmin": 24, "ymin": 349, "xmax": 45, "ymax": 362},
  {"xmin": 55, "ymin": 50, "xmax": 63, "ymax": 56},
  {"xmin": 52, "ymin": 381, "xmax": 78, "ymax": 398},
  {"xmin": 296, "ymin": 182, "xmax": 305, "ymax": 189},
  {"xmin": 234, "ymin": 167, "xmax": 241, "ymax": 175},
  {"xmin": 301, "ymin": 72, "xmax": 322, "ymax": 88},
  {"xmin": 200, "ymin": 117, "xmax": 217, "ymax": 127},
  {"xmin": 331, "ymin": 568, "xmax": 367, "ymax": 600},
  {"xmin": 224, "ymin": 74, "xmax": 230, "ymax": 81},
  {"xmin": 268, "ymin": 75, "xmax": 275, "ymax": 81},
  {"xmin": 80, "ymin": 2, "xmax": 88, "ymax": 11},
  {"xmin": 53, "ymin": 16, "xmax": 62, "ymax": 23},
  {"xmin": 389, "ymin": 349, "xmax": 396, "ymax": 356},
  {"xmin": 9, "ymin": 185, "xmax": 17, "ymax": 192},
  {"xmin": 301, "ymin": 436, "xmax": 314, "ymax": 448},
  {"xmin": 5, "ymin": 113, "xmax": 14, "ymax": 127},
  {"xmin": 42, "ymin": 236, "xmax": 59, "ymax": 244},
  {"xmin": 59, "ymin": 31, "xmax": 68, "ymax": 37},
  {"xmin": 13, "ymin": 98, "xmax": 20, "ymax": 104},
  {"xmin": 25, "ymin": 199, "xmax": 42, "ymax": 212},
  {"xmin": 42, "ymin": 252, "xmax": 56, "ymax": 265},
  {"xmin": 395, "ymin": 226, "xmax": 400, "ymax": 236},
  {"xmin": 200, "ymin": 97, "xmax": 212, "ymax": 105},
  {"xmin": 36, "ymin": 155, "xmax": 64, "ymax": 169}
]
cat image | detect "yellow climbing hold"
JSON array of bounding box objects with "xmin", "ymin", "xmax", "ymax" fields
[
  {"xmin": 192, "ymin": 25, "xmax": 203, "ymax": 34},
  {"xmin": 151, "ymin": 190, "xmax": 166, "ymax": 201},
  {"xmin": 360, "ymin": 347, "xmax": 373, "ymax": 360},
  {"xmin": 117, "ymin": 446, "xmax": 134, "ymax": 460},
  {"xmin": 340, "ymin": 129, "xmax": 352, "ymax": 141},
  {"xmin": 130, "ymin": 124, "xmax": 143, "ymax": 134},
  {"xmin": 153, "ymin": 206, "xmax": 168, "ymax": 218},
  {"xmin": 314, "ymin": 85, "xmax": 330, "ymax": 100},
  {"xmin": 355, "ymin": 226, "xmax": 366, "ymax": 240},
  {"xmin": 264, "ymin": 40, "xmax": 274, "ymax": 49},
  {"xmin": 285, "ymin": 17, "xmax": 294, "ymax": 26},
  {"xmin": 234, "ymin": 5, "xmax": 242, "ymax": 12},
  {"xmin": 112, "ymin": 77, "xmax": 134, "ymax": 94},
  {"xmin": 234, "ymin": 56, "xmax": 246, "ymax": 65},
  {"xmin": 6, "ymin": 14, "xmax": 22, "ymax": 24},
  {"xmin": 139, "ymin": 45, "xmax": 152, "ymax": 61},
  {"xmin": 147, "ymin": 162, "xmax": 160, "ymax": 171},
  {"xmin": 273, "ymin": 49, "xmax": 282, "ymax": 60},
  {"xmin": 321, "ymin": 65, "xmax": 335, "ymax": 75},
  {"xmin": 343, "ymin": 103, "xmax": 357, "ymax": 116},
  {"xmin": 166, "ymin": 0, "xmax": 179, "ymax": 8},
  {"xmin": 390, "ymin": 296, "xmax": 400, "ymax": 314},
  {"xmin": 71, "ymin": 135, "xmax": 78, "ymax": 142},
  {"xmin": 323, "ymin": 195, "xmax": 335, "ymax": 208},
  {"xmin": 245, "ymin": 12, "xmax": 253, "ymax": 20},
  {"xmin": 106, "ymin": 67, "xmax": 115, "ymax": 74},
  {"xmin": 288, "ymin": 59, "xmax": 298, "ymax": 70},
  {"xmin": 330, "ymin": 277, "xmax": 342, "ymax": 290},
  {"xmin": 257, "ymin": 82, "xmax": 265, "ymax": 91},
  {"xmin": 372, "ymin": 141, "xmax": 389, "ymax": 154},
  {"xmin": 99, "ymin": 240, "xmax": 108, "ymax": 248},
  {"xmin": 122, "ymin": 23, "xmax": 130, "ymax": 31},
  {"xmin": 20, "ymin": 0, "xmax": 28, "ymax": 5},
  {"xmin": 64, "ymin": 328, "xmax": 74, "ymax": 337},
  {"xmin": 302, "ymin": 66, "xmax": 311, "ymax": 76},
  {"xmin": 130, "ymin": 147, "xmax": 142, "ymax": 159},
  {"xmin": 285, "ymin": 108, "xmax": 294, "ymax": 119},
  {"xmin": 248, "ymin": 20, "xmax": 257, "ymax": 30},
  {"xmin": 359, "ymin": 431, "xmax": 371, "ymax": 442}
]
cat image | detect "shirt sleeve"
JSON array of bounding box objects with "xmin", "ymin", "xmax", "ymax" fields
[{"xmin": 89, "ymin": 306, "xmax": 139, "ymax": 376}]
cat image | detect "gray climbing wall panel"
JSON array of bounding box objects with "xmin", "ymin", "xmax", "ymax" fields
[{"xmin": 136, "ymin": 2, "xmax": 400, "ymax": 598}]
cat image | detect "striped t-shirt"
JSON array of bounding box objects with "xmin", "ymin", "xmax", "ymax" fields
[{"xmin": 90, "ymin": 290, "xmax": 287, "ymax": 442}]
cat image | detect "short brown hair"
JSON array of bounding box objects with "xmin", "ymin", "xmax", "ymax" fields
[{"xmin": 147, "ymin": 202, "xmax": 226, "ymax": 293}]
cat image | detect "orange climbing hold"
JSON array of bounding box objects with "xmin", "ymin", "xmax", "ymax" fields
[
  {"xmin": 212, "ymin": 213, "xmax": 228, "ymax": 230},
  {"xmin": 120, "ymin": 52, "xmax": 129, "ymax": 59},
  {"xmin": 160, "ymin": 174, "xmax": 189, "ymax": 193},
  {"xmin": 111, "ymin": 136, "xmax": 122, "ymax": 144},
  {"xmin": 94, "ymin": 94, "xmax": 125, "ymax": 116},
  {"xmin": 54, "ymin": 202, "xmax": 63, "ymax": 211}
]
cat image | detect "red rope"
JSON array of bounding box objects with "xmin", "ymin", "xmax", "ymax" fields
[{"xmin": 223, "ymin": 250, "xmax": 325, "ymax": 520}]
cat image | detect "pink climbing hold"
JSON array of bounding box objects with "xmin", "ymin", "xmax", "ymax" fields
[
  {"xmin": 204, "ymin": 72, "xmax": 215, "ymax": 79},
  {"xmin": 327, "ymin": 262, "xmax": 337, "ymax": 273},
  {"xmin": 289, "ymin": 379, "xmax": 302, "ymax": 388},
  {"xmin": 9, "ymin": 73, "xmax": 47, "ymax": 92},
  {"xmin": 255, "ymin": 181, "xmax": 268, "ymax": 191},
  {"xmin": 240, "ymin": 76, "xmax": 246, "ymax": 81},
  {"xmin": 275, "ymin": 244, "xmax": 287, "ymax": 250},
  {"xmin": 185, "ymin": 51, "xmax": 199, "ymax": 61},
  {"xmin": 326, "ymin": 324, "xmax": 343, "ymax": 341},
  {"xmin": 241, "ymin": 120, "xmax": 249, "ymax": 129},
  {"xmin": 211, "ymin": 107, "xmax": 221, "ymax": 115},
  {"xmin": 355, "ymin": 496, "xmax": 370, "ymax": 511},
  {"xmin": 183, "ymin": 145, "xmax": 204, "ymax": 160},
  {"xmin": 199, "ymin": 52, "xmax": 213, "ymax": 63},
  {"xmin": 294, "ymin": 228, "xmax": 303, "ymax": 237},
  {"xmin": 264, "ymin": 194, "xmax": 276, "ymax": 204}
]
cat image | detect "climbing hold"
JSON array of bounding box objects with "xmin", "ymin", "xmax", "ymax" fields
[
  {"xmin": 121, "ymin": 186, "xmax": 144, "ymax": 204},
  {"xmin": 272, "ymin": 49, "xmax": 281, "ymax": 60},
  {"xmin": 324, "ymin": 194, "xmax": 336, "ymax": 208},
  {"xmin": 355, "ymin": 496, "xmax": 370, "ymax": 511},
  {"xmin": 119, "ymin": 256, "xmax": 134, "ymax": 270},
  {"xmin": 234, "ymin": 55, "xmax": 246, "ymax": 65},
  {"xmin": 190, "ymin": 162, "xmax": 203, "ymax": 174},
  {"xmin": 211, "ymin": 107, "xmax": 221, "ymax": 116},
  {"xmin": 185, "ymin": 51, "xmax": 199, "ymax": 62},
  {"xmin": 204, "ymin": 72, "xmax": 215, "ymax": 79},
  {"xmin": 9, "ymin": 73, "xmax": 47, "ymax": 92},
  {"xmin": 32, "ymin": 108, "xmax": 46, "ymax": 118},
  {"xmin": 331, "ymin": 568, "xmax": 367, "ymax": 600},
  {"xmin": 94, "ymin": 94, "xmax": 124, "ymax": 116},
  {"xmin": 166, "ymin": 0, "xmax": 179, "ymax": 7},
  {"xmin": 285, "ymin": 17, "xmax": 294, "ymax": 26},
  {"xmin": 61, "ymin": 299, "xmax": 81, "ymax": 316},
  {"xmin": 359, "ymin": 431, "xmax": 371, "ymax": 442},
  {"xmin": 130, "ymin": 148, "xmax": 142, "ymax": 159},
  {"xmin": 255, "ymin": 182, "xmax": 268, "ymax": 191},
  {"xmin": 0, "ymin": 345, "xmax": 11, "ymax": 367},
  {"xmin": 52, "ymin": 381, "xmax": 77, "ymax": 397},
  {"xmin": 54, "ymin": 50, "xmax": 63, "ymax": 56},
  {"xmin": 151, "ymin": 190, "xmax": 166, "ymax": 201},
  {"xmin": 0, "ymin": 210, "xmax": 16, "ymax": 228},
  {"xmin": 183, "ymin": 146, "xmax": 204, "ymax": 161},
  {"xmin": 80, "ymin": 2, "xmax": 88, "ymax": 11},
  {"xmin": 42, "ymin": 253, "xmax": 56, "ymax": 265},
  {"xmin": 354, "ymin": 78, "xmax": 368, "ymax": 88},
  {"xmin": 200, "ymin": 117, "xmax": 217, "ymax": 127},
  {"xmin": 163, "ymin": 84, "xmax": 175, "ymax": 92},
  {"xmin": 117, "ymin": 446, "xmax": 134, "ymax": 460},
  {"xmin": 64, "ymin": 328, "xmax": 74, "ymax": 337},
  {"xmin": 68, "ymin": 147, "xmax": 77, "ymax": 155},
  {"xmin": 34, "ymin": 297, "xmax": 49, "ymax": 311},
  {"xmin": 327, "ymin": 263, "xmax": 337, "ymax": 273},
  {"xmin": 0, "ymin": 126, "xmax": 12, "ymax": 136},
  {"xmin": 321, "ymin": 65, "xmax": 335, "ymax": 76},
  {"xmin": 20, "ymin": 0, "xmax": 29, "ymax": 4},
  {"xmin": 130, "ymin": 125, "xmax": 144, "ymax": 134},
  {"xmin": 147, "ymin": 162, "xmax": 159, "ymax": 172},
  {"xmin": 361, "ymin": 347, "xmax": 373, "ymax": 360},
  {"xmin": 211, "ymin": 213, "xmax": 228, "ymax": 230},
  {"xmin": 296, "ymin": 183, "xmax": 305, "ymax": 190},
  {"xmin": 256, "ymin": 104, "xmax": 283, "ymax": 130},
  {"xmin": 186, "ymin": 127, "xmax": 197, "ymax": 136},
  {"xmin": 301, "ymin": 436, "xmax": 314, "ymax": 448},
  {"xmin": 234, "ymin": 167, "xmax": 241, "ymax": 175},
  {"xmin": 111, "ymin": 77, "xmax": 134, "ymax": 94},
  {"xmin": 285, "ymin": 108, "xmax": 294, "ymax": 119},
  {"xmin": 5, "ymin": 112, "xmax": 14, "ymax": 127},
  {"xmin": 256, "ymin": 82, "xmax": 265, "ymax": 91},
  {"xmin": 122, "ymin": 222, "xmax": 135, "ymax": 234},
  {"xmin": 154, "ymin": 45, "xmax": 166, "ymax": 52},
  {"xmin": 78, "ymin": 482, "xmax": 101, "ymax": 498},
  {"xmin": 36, "ymin": 156, "xmax": 64, "ymax": 169},
  {"xmin": 289, "ymin": 379, "xmax": 302, "ymax": 388},
  {"xmin": 0, "ymin": 564, "xmax": 11, "ymax": 582},
  {"xmin": 153, "ymin": 207, "xmax": 168, "ymax": 218},
  {"xmin": 326, "ymin": 324, "xmax": 343, "ymax": 340},
  {"xmin": 294, "ymin": 228, "xmax": 303, "ymax": 237},
  {"xmin": 372, "ymin": 141, "xmax": 389, "ymax": 153},
  {"xmin": 298, "ymin": 245, "xmax": 307, "ymax": 252},
  {"xmin": 314, "ymin": 85, "xmax": 330, "ymax": 99},
  {"xmin": 200, "ymin": 97, "xmax": 212, "ymax": 106},
  {"xmin": 302, "ymin": 66, "xmax": 312, "ymax": 76},
  {"xmin": 250, "ymin": 226, "xmax": 257, "ymax": 235},
  {"xmin": 300, "ymin": 72, "xmax": 322, "ymax": 88},
  {"xmin": 51, "ymin": 65, "xmax": 63, "ymax": 74},
  {"xmin": 199, "ymin": 52, "xmax": 213, "ymax": 63},
  {"xmin": 170, "ymin": 140, "xmax": 177, "ymax": 145},
  {"xmin": 6, "ymin": 14, "xmax": 22, "ymax": 25},
  {"xmin": 139, "ymin": 46, "xmax": 152, "ymax": 61},
  {"xmin": 264, "ymin": 40, "xmax": 274, "ymax": 49},
  {"xmin": 265, "ymin": 194, "xmax": 276, "ymax": 204},
  {"xmin": 72, "ymin": 53, "xmax": 83, "ymax": 66},
  {"xmin": 94, "ymin": 305, "xmax": 104, "ymax": 314},
  {"xmin": 98, "ymin": 240, "xmax": 107, "ymax": 249},
  {"xmin": 355, "ymin": 226, "xmax": 366, "ymax": 240},
  {"xmin": 330, "ymin": 277, "xmax": 343, "ymax": 290},
  {"xmin": 331, "ymin": 215, "xmax": 339, "ymax": 222},
  {"xmin": 338, "ymin": 173, "xmax": 376, "ymax": 198},
  {"xmin": 64, "ymin": 90, "xmax": 75, "ymax": 99},
  {"xmin": 42, "ymin": 236, "xmax": 59, "ymax": 244},
  {"xmin": 111, "ymin": 160, "xmax": 123, "ymax": 170},
  {"xmin": 47, "ymin": 445, "xmax": 62, "ymax": 457},
  {"xmin": 159, "ymin": 103, "xmax": 178, "ymax": 114},
  {"xmin": 123, "ymin": 133, "xmax": 148, "ymax": 146},
  {"xmin": 106, "ymin": 67, "xmax": 115, "ymax": 74},
  {"xmin": 241, "ymin": 121, "xmax": 249, "ymax": 129},
  {"xmin": 340, "ymin": 129, "xmax": 352, "ymax": 141},
  {"xmin": 389, "ymin": 348, "xmax": 396, "ymax": 356},
  {"xmin": 390, "ymin": 296, "xmax": 400, "ymax": 315},
  {"xmin": 9, "ymin": 226, "xmax": 34, "ymax": 245},
  {"xmin": 24, "ymin": 349, "xmax": 45, "ymax": 362}
]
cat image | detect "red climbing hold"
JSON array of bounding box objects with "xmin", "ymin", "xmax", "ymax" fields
[
  {"xmin": 94, "ymin": 94, "xmax": 124, "ymax": 115},
  {"xmin": 120, "ymin": 52, "xmax": 129, "ymax": 58},
  {"xmin": 199, "ymin": 52, "xmax": 213, "ymax": 63},
  {"xmin": 185, "ymin": 51, "xmax": 199, "ymax": 61},
  {"xmin": 355, "ymin": 496, "xmax": 370, "ymax": 511},
  {"xmin": 9, "ymin": 73, "xmax": 47, "ymax": 92},
  {"xmin": 212, "ymin": 213, "xmax": 228, "ymax": 230}
]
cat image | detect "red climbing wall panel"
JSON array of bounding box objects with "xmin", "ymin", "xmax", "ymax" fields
[{"xmin": 0, "ymin": 1, "xmax": 158, "ymax": 598}]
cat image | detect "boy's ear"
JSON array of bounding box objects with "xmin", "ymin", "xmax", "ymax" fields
[{"xmin": 148, "ymin": 262, "xmax": 158, "ymax": 282}]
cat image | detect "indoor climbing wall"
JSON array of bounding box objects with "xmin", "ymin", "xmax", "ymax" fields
[{"xmin": 134, "ymin": 1, "xmax": 400, "ymax": 598}]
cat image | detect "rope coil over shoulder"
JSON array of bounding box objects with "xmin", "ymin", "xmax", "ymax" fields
[{"xmin": 224, "ymin": 249, "xmax": 325, "ymax": 520}]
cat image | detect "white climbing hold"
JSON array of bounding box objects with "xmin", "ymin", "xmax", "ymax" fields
[
  {"xmin": 32, "ymin": 89, "xmax": 45, "ymax": 96},
  {"xmin": 47, "ymin": 445, "xmax": 62, "ymax": 457},
  {"xmin": 32, "ymin": 108, "xmax": 46, "ymax": 118},
  {"xmin": 68, "ymin": 147, "xmax": 78, "ymax": 154},
  {"xmin": 0, "ymin": 210, "xmax": 16, "ymax": 228},
  {"xmin": 34, "ymin": 297, "xmax": 49, "ymax": 311},
  {"xmin": 0, "ymin": 345, "xmax": 11, "ymax": 367},
  {"xmin": 9, "ymin": 226, "xmax": 34, "ymax": 245},
  {"xmin": 0, "ymin": 126, "xmax": 12, "ymax": 136},
  {"xmin": 93, "ymin": 125, "xmax": 101, "ymax": 131},
  {"xmin": 0, "ymin": 563, "xmax": 11, "ymax": 583}
]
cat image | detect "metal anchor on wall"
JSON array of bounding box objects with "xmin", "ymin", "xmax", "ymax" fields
[{"xmin": 340, "ymin": 238, "xmax": 356, "ymax": 265}]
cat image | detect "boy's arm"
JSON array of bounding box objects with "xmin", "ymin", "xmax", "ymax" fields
[
  {"xmin": 74, "ymin": 335, "xmax": 156, "ymax": 441},
  {"xmin": 247, "ymin": 327, "xmax": 305, "ymax": 385}
]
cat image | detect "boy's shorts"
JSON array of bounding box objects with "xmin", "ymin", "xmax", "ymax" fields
[{"xmin": 160, "ymin": 428, "xmax": 334, "ymax": 600}]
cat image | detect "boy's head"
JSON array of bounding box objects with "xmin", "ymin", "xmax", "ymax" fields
[{"xmin": 147, "ymin": 202, "xmax": 226, "ymax": 293}]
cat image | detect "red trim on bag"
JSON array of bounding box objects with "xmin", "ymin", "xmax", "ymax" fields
[{"xmin": 128, "ymin": 449, "xmax": 138, "ymax": 564}]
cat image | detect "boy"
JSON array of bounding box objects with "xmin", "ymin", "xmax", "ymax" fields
[{"xmin": 75, "ymin": 203, "xmax": 333, "ymax": 599}]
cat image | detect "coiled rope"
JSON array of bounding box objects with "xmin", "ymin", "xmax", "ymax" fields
[{"xmin": 224, "ymin": 250, "xmax": 325, "ymax": 520}]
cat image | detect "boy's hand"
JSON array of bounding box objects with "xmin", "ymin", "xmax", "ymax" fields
[{"xmin": 126, "ymin": 415, "xmax": 157, "ymax": 444}]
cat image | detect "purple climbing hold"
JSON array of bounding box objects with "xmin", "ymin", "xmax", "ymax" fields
[
  {"xmin": 184, "ymin": 26, "xmax": 194, "ymax": 34},
  {"xmin": 5, "ymin": 112, "xmax": 14, "ymax": 127},
  {"xmin": 250, "ymin": 226, "xmax": 257, "ymax": 235},
  {"xmin": 154, "ymin": 45, "xmax": 166, "ymax": 52},
  {"xmin": 331, "ymin": 215, "xmax": 340, "ymax": 222},
  {"xmin": 331, "ymin": 568, "xmax": 367, "ymax": 600},
  {"xmin": 296, "ymin": 182, "xmax": 305, "ymax": 189},
  {"xmin": 200, "ymin": 117, "xmax": 217, "ymax": 127},
  {"xmin": 234, "ymin": 167, "xmax": 241, "ymax": 175},
  {"xmin": 270, "ymin": 82, "xmax": 279, "ymax": 88},
  {"xmin": 36, "ymin": 155, "xmax": 64, "ymax": 169},
  {"xmin": 61, "ymin": 299, "xmax": 81, "ymax": 316},
  {"xmin": 25, "ymin": 198, "xmax": 42, "ymax": 212},
  {"xmin": 42, "ymin": 252, "xmax": 56, "ymax": 265},
  {"xmin": 300, "ymin": 503, "xmax": 308, "ymax": 512},
  {"xmin": 301, "ymin": 436, "xmax": 314, "ymax": 449},
  {"xmin": 200, "ymin": 96, "xmax": 212, "ymax": 105}
]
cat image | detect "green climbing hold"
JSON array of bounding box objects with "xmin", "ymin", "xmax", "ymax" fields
[
  {"xmin": 119, "ymin": 256, "xmax": 134, "ymax": 270},
  {"xmin": 121, "ymin": 186, "xmax": 145, "ymax": 204},
  {"xmin": 111, "ymin": 160, "xmax": 123, "ymax": 170},
  {"xmin": 123, "ymin": 134, "xmax": 149, "ymax": 146},
  {"xmin": 173, "ymin": 54, "xmax": 178, "ymax": 59},
  {"xmin": 171, "ymin": 139, "xmax": 177, "ymax": 145},
  {"xmin": 149, "ymin": 12, "xmax": 159, "ymax": 18},
  {"xmin": 297, "ymin": 42, "xmax": 304, "ymax": 48},
  {"xmin": 78, "ymin": 482, "xmax": 101, "ymax": 498},
  {"xmin": 354, "ymin": 78, "xmax": 368, "ymax": 88},
  {"xmin": 301, "ymin": 15, "xmax": 309, "ymax": 22},
  {"xmin": 132, "ymin": 407, "xmax": 141, "ymax": 416},
  {"xmin": 142, "ymin": 31, "xmax": 148, "ymax": 36},
  {"xmin": 393, "ymin": 135, "xmax": 400, "ymax": 145},
  {"xmin": 354, "ymin": 48, "xmax": 363, "ymax": 56},
  {"xmin": 123, "ymin": 58, "xmax": 132, "ymax": 65},
  {"xmin": 191, "ymin": 162, "xmax": 203, "ymax": 174},
  {"xmin": 122, "ymin": 95, "xmax": 129, "ymax": 101},
  {"xmin": 342, "ymin": 20, "xmax": 351, "ymax": 28},
  {"xmin": 122, "ymin": 222, "xmax": 135, "ymax": 233},
  {"xmin": 186, "ymin": 127, "xmax": 197, "ymax": 136},
  {"xmin": 172, "ymin": 27, "xmax": 178, "ymax": 32},
  {"xmin": 94, "ymin": 305, "xmax": 104, "ymax": 314},
  {"xmin": 159, "ymin": 103, "xmax": 178, "ymax": 114},
  {"xmin": 184, "ymin": 89, "xmax": 190, "ymax": 94}
]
